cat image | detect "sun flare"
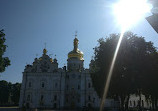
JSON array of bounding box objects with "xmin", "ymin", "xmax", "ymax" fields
[{"xmin": 113, "ymin": 0, "xmax": 152, "ymax": 30}]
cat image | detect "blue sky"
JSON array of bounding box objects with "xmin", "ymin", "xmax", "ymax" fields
[{"xmin": 0, "ymin": 0, "xmax": 158, "ymax": 83}]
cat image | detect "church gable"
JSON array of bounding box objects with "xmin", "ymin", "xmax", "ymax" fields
[{"xmin": 24, "ymin": 48, "xmax": 58, "ymax": 73}]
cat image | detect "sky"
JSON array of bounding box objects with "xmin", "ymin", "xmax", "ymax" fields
[{"xmin": 0, "ymin": 0, "xmax": 158, "ymax": 83}]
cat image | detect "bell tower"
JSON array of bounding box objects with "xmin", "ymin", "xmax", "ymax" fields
[{"xmin": 67, "ymin": 33, "xmax": 84, "ymax": 71}]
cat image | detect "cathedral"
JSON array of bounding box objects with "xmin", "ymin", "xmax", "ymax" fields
[{"xmin": 19, "ymin": 36, "xmax": 100, "ymax": 109}]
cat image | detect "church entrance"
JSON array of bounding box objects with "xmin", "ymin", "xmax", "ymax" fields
[
  {"xmin": 71, "ymin": 101, "xmax": 75, "ymax": 109},
  {"xmin": 54, "ymin": 103, "xmax": 57, "ymax": 109}
]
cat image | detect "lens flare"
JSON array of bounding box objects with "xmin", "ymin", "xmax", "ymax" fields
[
  {"xmin": 100, "ymin": 1, "xmax": 152, "ymax": 110},
  {"xmin": 113, "ymin": 0, "xmax": 152, "ymax": 30},
  {"xmin": 100, "ymin": 30, "xmax": 125, "ymax": 111}
]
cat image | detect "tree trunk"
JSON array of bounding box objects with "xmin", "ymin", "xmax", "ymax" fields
[
  {"xmin": 154, "ymin": 98, "xmax": 157, "ymax": 110},
  {"xmin": 120, "ymin": 96, "xmax": 126, "ymax": 111},
  {"xmin": 138, "ymin": 91, "xmax": 142, "ymax": 111},
  {"xmin": 125, "ymin": 95, "xmax": 129, "ymax": 111},
  {"xmin": 152, "ymin": 99, "xmax": 155, "ymax": 110}
]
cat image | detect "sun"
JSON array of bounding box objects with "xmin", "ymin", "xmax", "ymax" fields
[{"xmin": 113, "ymin": 0, "xmax": 152, "ymax": 31}]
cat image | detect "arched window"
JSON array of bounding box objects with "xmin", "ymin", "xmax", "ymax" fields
[
  {"xmin": 147, "ymin": 100, "xmax": 149, "ymax": 107},
  {"xmin": 41, "ymin": 95, "xmax": 44, "ymax": 101},
  {"xmin": 78, "ymin": 98, "xmax": 80, "ymax": 103},
  {"xmin": 55, "ymin": 83, "xmax": 58, "ymax": 88},
  {"xmin": 130, "ymin": 100, "xmax": 132, "ymax": 106},
  {"xmin": 137, "ymin": 100, "xmax": 140, "ymax": 106},
  {"xmin": 142, "ymin": 100, "xmax": 144, "ymax": 107},
  {"xmin": 93, "ymin": 98, "xmax": 95, "ymax": 103},
  {"xmin": 88, "ymin": 96, "xmax": 91, "ymax": 101},
  {"xmin": 134, "ymin": 101, "xmax": 136, "ymax": 107},
  {"xmin": 67, "ymin": 85, "xmax": 69, "ymax": 90},
  {"xmin": 41, "ymin": 82, "xmax": 45, "ymax": 88},
  {"xmin": 27, "ymin": 95, "xmax": 30, "ymax": 101},
  {"xmin": 78, "ymin": 85, "xmax": 80, "ymax": 90},
  {"xmin": 88, "ymin": 83, "xmax": 91, "ymax": 88},
  {"xmin": 54, "ymin": 95, "xmax": 57, "ymax": 101},
  {"xmin": 66, "ymin": 98, "xmax": 68, "ymax": 103},
  {"xmin": 28, "ymin": 82, "xmax": 32, "ymax": 87},
  {"xmin": 88, "ymin": 103, "xmax": 91, "ymax": 107},
  {"xmin": 54, "ymin": 103, "xmax": 57, "ymax": 108}
]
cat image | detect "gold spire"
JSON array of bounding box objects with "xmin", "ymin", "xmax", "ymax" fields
[
  {"xmin": 43, "ymin": 43, "xmax": 47, "ymax": 55},
  {"xmin": 68, "ymin": 33, "xmax": 84, "ymax": 60},
  {"xmin": 73, "ymin": 37, "xmax": 79, "ymax": 52}
]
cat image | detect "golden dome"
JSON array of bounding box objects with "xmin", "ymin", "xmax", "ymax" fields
[
  {"xmin": 50, "ymin": 58, "xmax": 53, "ymax": 63},
  {"xmin": 68, "ymin": 37, "xmax": 84, "ymax": 60},
  {"xmin": 43, "ymin": 48, "xmax": 47, "ymax": 55}
]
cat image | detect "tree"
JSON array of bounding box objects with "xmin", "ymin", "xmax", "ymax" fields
[
  {"xmin": 90, "ymin": 32, "xmax": 158, "ymax": 110},
  {"xmin": 0, "ymin": 80, "xmax": 11, "ymax": 105},
  {"xmin": 0, "ymin": 29, "xmax": 10, "ymax": 73},
  {"xmin": 11, "ymin": 83, "xmax": 21, "ymax": 105},
  {"xmin": 0, "ymin": 80, "xmax": 21, "ymax": 106}
]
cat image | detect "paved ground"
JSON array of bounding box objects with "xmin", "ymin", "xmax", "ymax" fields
[
  {"xmin": 0, "ymin": 107, "xmax": 118, "ymax": 111},
  {"xmin": 0, "ymin": 107, "xmax": 19, "ymax": 111},
  {"xmin": 0, "ymin": 108, "xmax": 80, "ymax": 111}
]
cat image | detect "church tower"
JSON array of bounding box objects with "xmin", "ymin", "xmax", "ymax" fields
[{"xmin": 67, "ymin": 34, "xmax": 84, "ymax": 71}]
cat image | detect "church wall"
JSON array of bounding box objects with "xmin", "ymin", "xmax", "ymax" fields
[{"xmin": 20, "ymin": 71, "xmax": 66, "ymax": 108}]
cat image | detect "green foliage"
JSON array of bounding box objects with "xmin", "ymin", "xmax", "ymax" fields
[
  {"xmin": 0, "ymin": 80, "xmax": 11, "ymax": 105},
  {"xmin": 0, "ymin": 80, "xmax": 21, "ymax": 106},
  {"xmin": 11, "ymin": 83, "xmax": 21, "ymax": 104},
  {"xmin": 90, "ymin": 32, "xmax": 158, "ymax": 109},
  {"xmin": 0, "ymin": 29, "xmax": 10, "ymax": 73}
]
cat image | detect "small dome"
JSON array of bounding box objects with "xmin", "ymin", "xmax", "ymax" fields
[
  {"xmin": 43, "ymin": 48, "xmax": 47, "ymax": 55},
  {"xmin": 50, "ymin": 58, "xmax": 53, "ymax": 63}
]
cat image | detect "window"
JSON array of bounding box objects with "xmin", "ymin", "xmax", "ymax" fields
[
  {"xmin": 78, "ymin": 98, "xmax": 80, "ymax": 103},
  {"xmin": 147, "ymin": 100, "xmax": 149, "ymax": 107},
  {"xmin": 88, "ymin": 103, "xmax": 91, "ymax": 107},
  {"xmin": 88, "ymin": 96, "xmax": 91, "ymax": 101},
  {"xmin": 88, "ymin": 83, "xmax": 91, "ymax": 88},
  {"xmin": 142, "ymin": 100, "xmax": 144, "ymax": 107},
  {"xmin": 54, "ymin": 95, "xmax": 57, "ymax": 101},
  {"xmin": 137, "ymin": 100, "xmax": 140, "ymax": 106},
  {"xmin": 28, "ymin": 82, "xmax": 31, "ymax": 87},
  {"xmin": 130, "ymin": 100, "xmax": 132, "ymax": 106},
  {"xmin": 78, "ymin": 85, "xmax": 80, "ymax": 90},
  {"xmin": 93, "ymin": 98, "xmax": 95, "ymax": 103},
  {"xmin": 55, "ymin": 83, "xmax": 58, "ymax": 88},
  {"xmin": 134, "ymin": 101, "xmax": 136, "ymax": 107},
  {"xmin": 42, "ymin": 82, "xmax": 45, "ymax": 88},
  {"xmin": 66, "ymin": 98, "xmax": 68, "ymax": 103},
  {"xmin": 27, "ymin": 95, "xmax": 30, "ymax": 101},
  {"xmin": 41, "ymin": 95, "xmax": 44, "ymax": 101},
  {"xmin": 67, "ymin": 85, "xmax": 69, "ymax": 90},
  {"xmin": 54, "ymin": 103, "xmax": 57, "ymax": 108}
]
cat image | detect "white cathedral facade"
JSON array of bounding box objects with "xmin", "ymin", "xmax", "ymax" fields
[{"xmin": 19, "ymin": 37, "xmax": 101, "ymax": 109}]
